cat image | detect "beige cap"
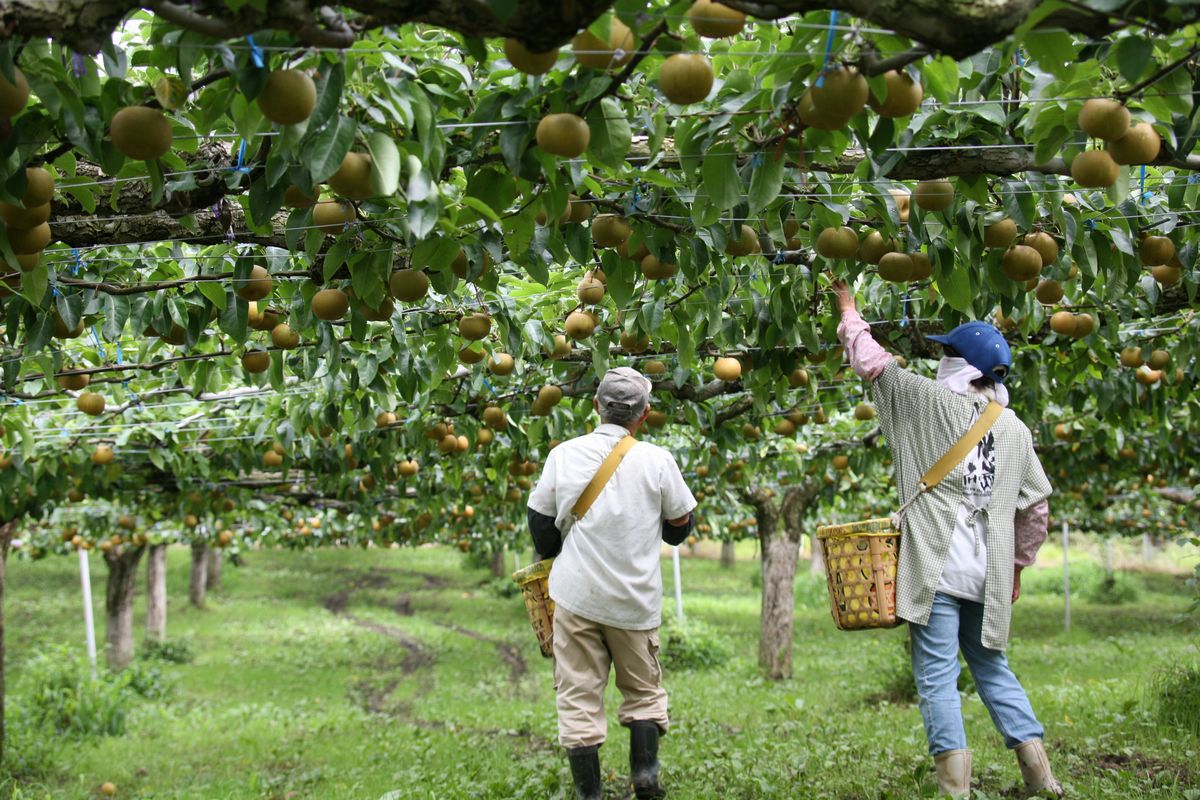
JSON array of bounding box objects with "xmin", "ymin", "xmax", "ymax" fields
[{"xmin": 595, "ymin": 366, "xmax": 652, "ymax": 415}]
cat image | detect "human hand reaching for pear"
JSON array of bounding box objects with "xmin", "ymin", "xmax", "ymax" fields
[{"xmin": 830, "ymin": 279, "xmax": 858, "ymax": 317}]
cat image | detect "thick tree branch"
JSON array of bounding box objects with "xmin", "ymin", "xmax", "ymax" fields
[
  {"xmin": 50, "ymin": 203, "xmax": 289, "ymax": 250},
  {"xmin": 723, "ymin": 1, "xmax": 1197, "ymax": 61},
  {"xmin": 55, "ymin": 142, "xmax": 236, "ymax": 219},
  {"xmin": 1156, "ymin": 487, "xmax": 1197, "ymax": 507},
  {"xmin": 55, "ymin": 270, "xmax": 312, "ymax": 297},
  {"xmin": 5, "ymin": 0, "xmax": 1197, "ymax": 63}
]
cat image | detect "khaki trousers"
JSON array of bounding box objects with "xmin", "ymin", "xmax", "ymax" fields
[{"xmin": 553, "ymin": 606, "xmax": 669, "ymax": 749}]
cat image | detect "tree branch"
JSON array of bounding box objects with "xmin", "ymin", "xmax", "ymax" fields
[
  {"xmin": 144, "ymin": 0, "xmax": 241, "ymax": 39},
  {"xmin": 55, "ymin": 270, "xmax": 312, "ymax": 297},
  {"xmin": 580, "ymin": 19, "xmax": 669, "ymax": 117},
  {"xmin": 723, "ymin": 0, "xmax": 1197, "ymax": 61},
  {"xmin": 7, "ymin": 0, "xmax": 1198, "ymax": 62},
  {"xmin": 858, "ymin": 46, "xmax": 930, "ymax": 77},
  {"xmin": 1115, "ymin": 44, "xmax": 1200, "ymax": 102}
]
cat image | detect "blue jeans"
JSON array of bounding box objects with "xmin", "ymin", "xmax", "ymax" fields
[{"xmin": 909, "ymin": 592, "xmax": 1045, "ymax": 755}]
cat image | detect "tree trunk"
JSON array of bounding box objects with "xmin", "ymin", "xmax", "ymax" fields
[
  {"xmin": 0, "ymin": 520, "xmax": 16, "ymax": 764},
  {"xmin": 489, "ymin": 549, "xmax": 507, "ymax": 579},
  {"xmin": 104, "ymin": 544, "xmax": 146, "ymax": 670},
  {"xmin": 189, "ymin": 541, "xmax": 208, "ymax": 608},
  {"xmin": 145, "ymin": 544, "xmax": 167, "ymax": 642},
  {"xmin": 720, "ymin": 540, "xmax": 736, "ymax": 568},
  {"xmin": 755, "ymin": 499, "xmax": 796, "ymax": 680},
  {"xmin": 206, "ymin": 547, "xmax": 222, "ymax": 591},
  {"xmin": 810, "ymin": 533, "xmax": 826, "ymax": 576},
  {"xmin": 746, "ymin": 483, "xmax": 820, "ymax": 681}
]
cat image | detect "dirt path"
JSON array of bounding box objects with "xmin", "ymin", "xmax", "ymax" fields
[
  {"xmin": 322, "ymin": 567, "xmax": 529, "ymax": 686},
  {"xmin": 434, "ymin": 620, "xmax": 528, "ymax": 682}
]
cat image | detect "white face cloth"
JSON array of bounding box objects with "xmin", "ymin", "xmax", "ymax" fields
[{"xmin": 936, "ymin": 357, "xmax": 1010, "ymax": 408}]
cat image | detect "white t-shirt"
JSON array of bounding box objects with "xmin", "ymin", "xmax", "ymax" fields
[
  {"xmin": 936, "ymin": 414, "xmax": 995, "ymax": 603},
  {"xmin": 528, "ymin": 424, "xmax": 696, "ymax": 630}
]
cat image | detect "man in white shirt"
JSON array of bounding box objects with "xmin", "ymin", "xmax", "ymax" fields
[{"xmin": 527, "ymin": 367, "xmax": 696, "ymax": 800}]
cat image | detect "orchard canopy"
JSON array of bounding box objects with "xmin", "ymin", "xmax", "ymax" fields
[{"xmin": 0, "ymin": 0, "xmax": 1198, "ymax": 559}]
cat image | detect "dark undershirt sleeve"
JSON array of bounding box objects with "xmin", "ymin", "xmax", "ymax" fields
[
  {"xmin": 661, "ymin": 515, "xmax": 694, "ymax": 546},
  {"xmin": 527, "ymin": 508, "xmax": 562, "ymax": 559}
]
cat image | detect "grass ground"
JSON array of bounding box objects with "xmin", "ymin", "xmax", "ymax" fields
[{"xmin": 1, "ymin": 536, "xmax": 1197, "ymax": 800}]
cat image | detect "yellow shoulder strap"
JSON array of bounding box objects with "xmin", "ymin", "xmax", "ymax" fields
[
  {"xmin": 919, "ymin": 401, "xmax": 1003, "ymax": 491},
  {"xmin": 571, "ymin": 436, "xmax": 636, "ymax": 520}
]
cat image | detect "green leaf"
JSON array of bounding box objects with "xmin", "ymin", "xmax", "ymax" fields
[
  {"xmin": 461, "ymin": 196, "xmax": 502, "ymax": 223},
  {"xmin": 1113, "ymin": 35, "xmax": 1154, "ymax": 83},
  {"xmin": 702, "ymin": 141, "xmax": 741, "ymax": 211},
  {"xmin": 1022, "ymin": 31, "xmax": 1077, "ymax": 77},
  {"xmin": 269, "ymin": 350, "xmax": 285, "ymax": 392},
  {"xmin": 324, "ymin": 239, "xmax": 350, "ymax": 281},
  {"xmin": 306, "ymin": 115, "xmax": 356, "ymax": 183},
  {"xmin": 357, "ymin": 352, "xmax": 379, "ymax": 387},
  {"xmin": 367, "ymin": 133, "xmax": 401, "ymax": 197},
  {"xmin": 197, "ymin": 280, "xmax": 226, "ymax": 310},
  {"xmin": 523, "ymin": 251, "xmax": 549, "ymax": 285},
  {"xmin": 748, "ymin": 151, "xmax": 785, "ymax": 213},
  {"xmin": 403, "ymin": 153, "xmax": 432, "ymax": 202},
  {"xmin": 938, "ymin": 264, "xmax": 973, "ymax": 313},
  {"xmin": 921, "ymin": 57, "xmax": 959, "ymax": 104},
  {"xmin": 219, "ymin": 290, "xmax": 249, "ymax": 342},
  {"xmin": 586, "ymin": 97, "xmax": 632, "ymax": 169},
  {"xmin": 147, "ymin": 158, "xmax": 165, "ymax": 206},
  {"xmin": 308, "ymin": 63, "xmax": 345, "ymax": 134},
  {"xmin": 16, "ymin": 263, "xmax": 46, "ymax": 306},
  {"xmin": 54, "ymin": 292, "xmax": 81, "ymax": 331}
]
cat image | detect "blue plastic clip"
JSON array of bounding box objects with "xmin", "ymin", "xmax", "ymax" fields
[
  {"xmin": 71, "ymin": 248, "xmax": 82, "ymax": 275},
  {"xmin": 1139, "ymin": 165, "xmax": 1147, "ymax": 205},
  {"xmin": 482, "ymin": 376, "xmax": 498, "ymax": 395},
  {"xmin": 90, "ymin": 326, "xmax": 106, "ymax": 360},
  {"xmin": 625, "ymin": 180, "xmax": 640, "ymax": 216},
  {"xmin": 1084, "ymin": 218, "xmax": 1096, "ymax": 230},
  {"xmin": 899, "ymin": 291, "xmax": 910, "ymax": 328},
  {"xmin": 247, "ymin": 36, "xmax": 265, "ymax": 69},
  {"xmin": 773, "ymin": 250, "xmax": 786, "ymax": 264},
  {"xmin": 814, "ymin": 11, "xmax": 839, "ymax": 88},
  {"xmin": 123, "ymin": 379, "xmax": 141, "ymax": 407},
  {"xmin": 230, "ymin": 139, "xmax": 251, "ymax": 175}
]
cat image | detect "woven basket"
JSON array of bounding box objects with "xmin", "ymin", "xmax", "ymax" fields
[
  {"xmin": 512, "ymin": 558, "xmax": 555, "ymax": 658},
  {"xmin": 816, "ymin": 518, "xmax": 901, "ymax": 631}
]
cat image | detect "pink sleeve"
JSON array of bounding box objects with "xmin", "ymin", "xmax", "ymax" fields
[
  {"xmin": 1013, "ymin": 498, "xmax": 1049, "ymax": 568},
  {"xmin": 836, "ymin": 308, "xmax": 893, "ymax": 380}
]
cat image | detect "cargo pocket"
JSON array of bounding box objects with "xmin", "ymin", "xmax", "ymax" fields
[{"xmin": 647, "ymin": 631, "xmax": 662, "ymax": 684}]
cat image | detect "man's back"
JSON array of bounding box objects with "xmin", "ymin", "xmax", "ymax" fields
[{"xmin": 528, "ymin": 423, "xmax": 694, "ymax": 630}]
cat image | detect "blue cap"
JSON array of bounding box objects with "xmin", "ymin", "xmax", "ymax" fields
[{"xmin": 927, "ymin": 321, "xmax": 1012, "ymax": 383}]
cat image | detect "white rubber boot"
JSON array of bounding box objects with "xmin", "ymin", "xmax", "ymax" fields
[
  {"xmin": 1015, "ymin": 738, "xmax": 1064, "ymax": 798},
  {"xmin": 934, "ymin": 749, "xmax": 972, "ymax": 798}
]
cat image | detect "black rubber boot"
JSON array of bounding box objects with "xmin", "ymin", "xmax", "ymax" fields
[
  {"xmin": 567, "ymin": 745, "xmax": 602, "ymax": 800},
  {"xmin": 629, "ymin": 721, "xmax": 665, "ymax": 799}
]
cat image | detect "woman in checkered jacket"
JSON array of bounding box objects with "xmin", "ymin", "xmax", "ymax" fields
[{"xmin": 832, "ymin": 280, "xmax": 1064, "ymax": 799}]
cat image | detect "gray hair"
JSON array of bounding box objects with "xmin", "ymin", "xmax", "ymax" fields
[{"xmin": 599, "ymin": 399, "xmax": 648, "ymax": 427}]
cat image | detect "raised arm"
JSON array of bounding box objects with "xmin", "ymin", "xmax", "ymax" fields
[{"xmin": 831, "ymin": 280, "xmax": 894, "ymax": 381}]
